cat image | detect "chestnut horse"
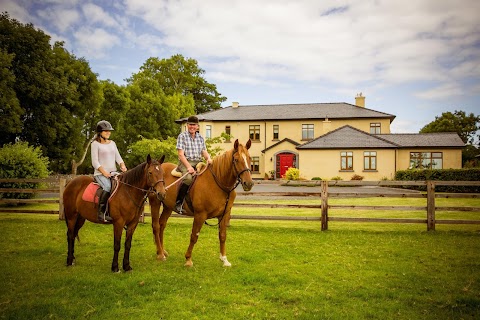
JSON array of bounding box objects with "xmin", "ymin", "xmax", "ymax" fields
[
  {"xmin": 63, "ymin": 155, "xmax": 166, "ymax": 272},
  {"xmin": 149, "ymin": 139, "xmax": 253, "ymax": 267}
]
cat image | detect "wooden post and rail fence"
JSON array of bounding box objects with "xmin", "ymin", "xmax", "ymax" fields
[{"xmin": 1, "ymin": 178, "xmax": 479, "ymax": 231}]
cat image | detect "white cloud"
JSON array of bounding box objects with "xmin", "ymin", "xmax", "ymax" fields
[
  {"xmin": 122, "ymin": 0, "xmax": 480, "ymax": 93},
  {"xmin": 73, "ymin": 27, "xmax": 121, "ymax": 59},
  {"xmin": 415, "ymin": 83, "xmax": 464, "ymax": 100},
  {"xmin": 36, "ymin": 8, "xmax": 80, "ymax": 33}
]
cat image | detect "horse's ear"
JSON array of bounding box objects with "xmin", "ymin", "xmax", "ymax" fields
[
  {"xmin": 147, "ymin": 154, "xmax": 152, "ymax": 164},
  {"xmin": 246, "ymin": 139, "xmax": 252, "ymax": 150},
  {"xmin": 234, "ymin": 139, "xmax": 239, "ymax": 151},
  {"xmin": 159, "ymin": 155, "xmax": 165, "ymax": 164}
]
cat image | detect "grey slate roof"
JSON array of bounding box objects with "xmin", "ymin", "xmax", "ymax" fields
[
  {"xmin": 297, "ymin": 126, "xmax": 465, "ymax": 149},
  {"xmin": 377, "ymin": 132, "xmax": 465, "ymax": 148},
  {"xmin": 262, "ymin": 138, "xmax": 300, "ymax": 152},
  {"xmin": 298, "ymin": 126, "xmax": 398, "ymax": 149},
  {"xmin": 177, "ymin": 103, "xmax": 396, "ymax": 123}
]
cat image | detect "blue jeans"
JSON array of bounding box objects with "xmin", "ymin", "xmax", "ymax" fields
[{"xmin": 94, "ymin": 175, "xmax": 111, "ymax": 192}]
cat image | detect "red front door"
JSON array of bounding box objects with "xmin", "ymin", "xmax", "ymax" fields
[{"xmin": 278, "ymin": 153, "xmax": 294, "ymax": 177}]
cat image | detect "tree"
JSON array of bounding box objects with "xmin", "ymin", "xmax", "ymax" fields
[
  {"xmin": 123, "ymin": 76, "xmax": 195, "ymax": 148},
  {"xmin": 420, "ymin": 110, "xmax": 480, "ymax": 145},
  {"xmin": 0, "ymin": 13, "xmax": 102, "ymax": 173},
  {"xmin": 0, "ymin": 49, "xmax": 22, "ymax": 144},
  {"xmin": 128, "ymin": 54, "xmax": 226, "ymax": 114}
]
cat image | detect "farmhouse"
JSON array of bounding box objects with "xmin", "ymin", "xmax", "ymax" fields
[{"xmin": 177, "ymin": 94, "xmax": 464, "ymax": 180}]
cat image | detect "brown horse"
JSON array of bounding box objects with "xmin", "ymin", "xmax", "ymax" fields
[
  {"xmin": 149, "ymin": 139, "xmax": 253, "ymax": 267},
  {"xmin": 63, "ymin": 155, "xmax": 166, "ymax": 272}
]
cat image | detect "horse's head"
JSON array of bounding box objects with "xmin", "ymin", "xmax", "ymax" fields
[
  {"xmin": 232, "ymin": 139, "xmax": 254, "ymax": 191},
  {"xmin": 146, "ymin": 154, "xmax": 166, "ymax": 201}
]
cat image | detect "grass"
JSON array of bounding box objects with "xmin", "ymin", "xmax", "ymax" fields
[{"xmin": 0, "ymin": 207, "xmax": 479, "ymax": 319}]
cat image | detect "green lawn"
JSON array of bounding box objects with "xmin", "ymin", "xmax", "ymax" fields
[{"xmin": 0, "ymin": 210, "xmax": 479, "ymax": 319}]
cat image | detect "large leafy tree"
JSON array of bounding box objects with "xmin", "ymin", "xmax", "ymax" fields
[
  {"xmin": 0, "ymin": 13, "xmax": 102, "ymax": 172},
  {"xmin": 420, "ymin": 110, "xmax": 479, "ymax": 145},
  {"xmin": 123, "ymin": 76, "xmax": 195, "ymax": 148},
  {"xmin": 0, "ymin": 49, "xmax": 22, "ymax": 144},
  {"xmin": 128, "ymin": 54, "xmax": 226, "ymax": 114}
]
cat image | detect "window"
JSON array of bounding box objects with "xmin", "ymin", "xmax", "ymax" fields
[
  {"xmin": 251, "ymin": 156, "xmax": 259, "ymax": 173},
  {"xmin": 302, "ymin": 124, "xmax": 314, "ymax": 140},
  {"xmin": 410, "ymin": 152, "xmax": 443, "ymax": 169},
  {"xmin": 225, "ymin": 126, "xmax": 231, "ymax": 142},
  {"xmin": 249, "ymin": 125, "xmax": 260, "ymax": 141},
  {"xmin": 341, "ymin": 151, "xmax": 353, "ymax": 170},
  {"xmin": 370, "ymin": 123, "xmax": 381, "ymax": 134},
  {"xmin": 273, "ymin": 125, "xmax": 279, "ymax": 140},
  {"xmin": 364, "ymin": 151, "xmax": 377, "ymax": 170},
  {"xmin": 205, "ymin": 125, "xmax": 211, "ymax": 138}
]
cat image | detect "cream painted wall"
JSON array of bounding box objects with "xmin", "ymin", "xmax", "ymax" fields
[{"xmin": 299, "ymin": 149, "xmax": 397, "ymax": 180}]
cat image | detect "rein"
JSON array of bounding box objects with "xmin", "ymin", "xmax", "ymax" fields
[{"xmin": 114, "ymin": 164, "xmax": 165, "ymax": 212}]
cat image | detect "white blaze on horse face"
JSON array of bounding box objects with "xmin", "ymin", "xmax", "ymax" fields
[
  {"xmin": 242, "ymin": 154, "xmax": 248, "ymax": 169},
  {"xmin": 155, "ymin": 166, "xmax": 159, "ymax": 171}
]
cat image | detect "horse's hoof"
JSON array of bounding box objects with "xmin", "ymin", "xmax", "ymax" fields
[
  {"xmin": 184, "ymin": 260, "xmax": 193, "ymax": 267},
  {"xmin": 163, "ymin": 250, "xmax": 169, "ymax": 257},
  {"xmin": 219, "ymin": 255, "xmax": 231, "ymax": 267},
  {"xmin": 156, "ymin": 255, "xmax": 167, "ymax": 261},
  {"xmin": 124, "ymin": 266, "xmax": 133, "ymax": 272}
]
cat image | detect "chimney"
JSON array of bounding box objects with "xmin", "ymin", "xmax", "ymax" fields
[
  {"xmin": 355, "ymin": 93, "xmax": 365, "ymax": 107},
  {"xmin": 232, "ymin": 101, "xmax": 239, "ymax": 108}
]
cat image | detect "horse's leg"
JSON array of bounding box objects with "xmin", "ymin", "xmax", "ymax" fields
[
  {"xmin": 158, "ymin": 207, "xmax": 172, "ymax": 259},
  {"xmin": 218, "ymin": 213, "xmax": 232, "ymax": 267},
  {"xmin": 184, "ymin": 214, "xmax": 206, "ymax": 267},
  {"xmin": 150, "ymin": 200, "xmax": 169, "ymax": 260},
  {"xmin": 66, "ymin": 217, "xmax": 76, "ymax": 266},
  {"xmin": 111, "ymin": 223, "xmax": 124, "ymax": 273},
  {"xmin": 66, "ymin": 213, "xmax": 84, "ymax": 266},
  {"xmin": 122, "ymin": 221, "xmax": 139, "ymax": 272}
]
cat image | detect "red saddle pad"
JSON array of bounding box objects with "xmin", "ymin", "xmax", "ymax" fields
[{"xmin": 82, "ymin": 182, "xmax": 100, "ymax": 204}]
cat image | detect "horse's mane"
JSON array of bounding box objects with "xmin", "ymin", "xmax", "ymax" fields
[
  {"xmin": 211, "ymin": 148, "xmax": 234, "ymax": 181},
  {"xmin": 119, "ymin": 161, "xmax": 146, "ymax": 186}
]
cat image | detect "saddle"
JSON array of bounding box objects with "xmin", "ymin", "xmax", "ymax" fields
[
  {"xmin": 81, "ymin": 174, "xmax": 121, "ymax": 205},
  {"xmin": 171, "ymin": 162, "xmax": 206, "ymax": 177}
]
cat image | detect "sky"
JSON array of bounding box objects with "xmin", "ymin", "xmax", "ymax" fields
[{"xmin": 2, "ymin": 0, "xmax": 480, "ymax": 134}]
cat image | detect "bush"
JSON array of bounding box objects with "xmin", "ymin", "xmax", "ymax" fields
[
  {"xmin": 283, "ymin": 168, "xmax": 300, "ymax": 180},
  {"xmin": 331, "ymin": 176, "xmax": 343, "ymax": 181},
  {"xmin": 0, "ymin": 142, "xmax": 50, "ymax": 199},
  {"xmin": 125, "ymin": 137, "xmax": 178, "ymax": 168},
  {"xmin": 350, "ymin": 174, "xmax": 364, "ymax": 181},
  {"xmin": 395, "ymin": 168, "xmax": 480, "ymax": 193},
  {"xmin": 311, "ymin": 177, "xmax": 322, "ymax": 180}
]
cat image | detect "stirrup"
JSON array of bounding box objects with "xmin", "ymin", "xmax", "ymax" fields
[
  {"xmin": 175, "ymin": 203, "xmax": 184, "ymax": 214},
  {"xmin": 98, "ymin": 212, "xmax": 113, "ymax": 222}
]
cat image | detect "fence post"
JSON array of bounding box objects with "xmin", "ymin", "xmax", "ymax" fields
[
  {"xmin": 59, "ymin": 178, "xmax": 66, "ymax": 220},
  {"xmin": 427, "ymin": 180, "xmax": 435, "ymax": 231},
  {"xmin": 321, "ymin": 180, "xmax": 328, "ymax": 231}
]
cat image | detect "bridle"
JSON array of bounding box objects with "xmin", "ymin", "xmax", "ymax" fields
[
  {"xmin": 205, "ymin": 149, "xmax": 251, "ymax": 226},
  {"xmin": 209, "ymin": 150, "xmax": 251, "ymax": 194},
  {"xmin": 115, "ymin": 162, "xmax": 166, "ymax": 209}
]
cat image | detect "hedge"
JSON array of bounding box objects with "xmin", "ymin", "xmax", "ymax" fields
[{"xmin": 395, "ymin": 168, "xmax": 480, "ymax": 193}]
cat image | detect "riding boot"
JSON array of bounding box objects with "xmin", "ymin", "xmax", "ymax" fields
[
  {"xmin": 174, "ymin": 183, "xmax": 189, "ymax": 214},
  {"xmin": 98, "ymin": 190, "xmax": 113, "ymax": 222}
]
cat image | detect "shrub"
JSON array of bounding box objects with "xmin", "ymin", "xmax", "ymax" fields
[
  {"xmin": 331, "ymin": 176, "xmax": 343, "ymax": 181},
  {"xmin": 351, "ymin": 174, "xmax": 364, "ymax": 181},
  {"xmin": 311, "ymin": 177, "xmax": 322, "ymax": 180},
  {"xmin": 283, "ymin": 168, "xmax": 300, "ymax": 180},
  {"xmin": 0, "ymin": 142, "xmax": 50, "ymax": 199},
  {"xmin": 395, "ymin": 168, "xmax": 480, "ymax": 193},
  {"xmin": 125, "ymin": 137, "xmax": 178, "ymax": 168}
]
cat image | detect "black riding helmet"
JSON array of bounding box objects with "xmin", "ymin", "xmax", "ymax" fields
[{"xmin": 96, "ymin": 120, "xmax": 114, "ymax": 132}]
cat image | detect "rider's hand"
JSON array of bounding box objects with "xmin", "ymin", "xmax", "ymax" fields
[{"xmin": 187, "ymin": 166, "xmax": 195, "ymax": 174}]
